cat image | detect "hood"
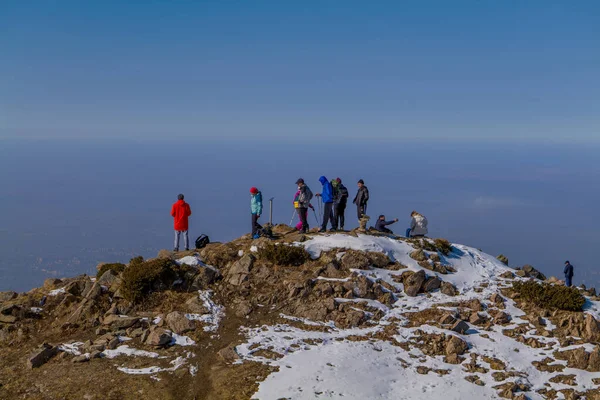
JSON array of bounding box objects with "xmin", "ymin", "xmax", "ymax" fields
[{"xmin": 319, "ymin": 176, "xmax": 328, "ymax": 185}]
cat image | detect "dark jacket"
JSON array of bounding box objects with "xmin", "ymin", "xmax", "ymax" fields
[
  {"xmin": 297, "ymin": 184, "xmax": 313, "ymax": 208},
  {"xmin": 564, "ymin": 263, "xmax": 574, "ymax": 278},
  {"xmin": 353, "ymin": 185, "xmax": 369, "ymax": 206},
  {"xmin": 334, "ymin": 184, "xmax": 349, "ymax": 206},
  {"xmin": 375, "ymin": 219, "xmax": 396, "ymax": 231},
  {"xmin": 319, "ymin": 176, "xmax": 334, "ymax": 203}
]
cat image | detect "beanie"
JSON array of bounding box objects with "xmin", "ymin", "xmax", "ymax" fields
[{"xmin": 250, "ymin": 187, "xmax": 259, "ymax": 194}]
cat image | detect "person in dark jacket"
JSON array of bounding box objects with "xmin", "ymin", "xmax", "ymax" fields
[
  {"xmin": 250, "ymin": 187, "xmax": 263, "ymax": 239},
  {"xmin": 331, "ymin": 178, "xmax": 349, "ymax": 230},
  {"xmin": 171, "ymin": 193, "xmax": 192, "ymax": 251},
  {"xmin": 564, "ymin": 261, "xmax": 574, "ymax": 287},
  {"xmin": 295, "ymin": 178, "xmax": 313, "ymax": 233},
  {"xmin": 316, "ymin": 176, "xmax": 334, "ymax": 232},
  {"xmin": 353, "ymin": 179, "xmax": 369, "ymax": 220},
  {"xmin": 375, "ymin": 215, "xmax": 398, "ymax": 234}
]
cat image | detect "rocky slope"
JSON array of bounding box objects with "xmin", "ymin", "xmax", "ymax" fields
[{"xmin": 1, "ymin": 225, "xmax": 599, "ymax": 400}]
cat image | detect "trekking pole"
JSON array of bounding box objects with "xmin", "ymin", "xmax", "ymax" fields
[
  {"xmin": 269, "ymin": 197, "xmax": 275, "ymax": 226},
  {"xmin": 312, "ymin": 208, "xmax": 319, "ymax": 225},
  {"xmin": 290, "ymin": 209, "xmax": 297, "ymax": 225}
]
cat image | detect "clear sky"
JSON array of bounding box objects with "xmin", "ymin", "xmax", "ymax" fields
[{"xmin": 1, "ymin": 1, "xmax": 598, "ymax": 142}]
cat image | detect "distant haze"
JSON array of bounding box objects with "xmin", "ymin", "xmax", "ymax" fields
[{"xmin": 0, "ymin": 138, "xmax": 599, "ymax": 292}]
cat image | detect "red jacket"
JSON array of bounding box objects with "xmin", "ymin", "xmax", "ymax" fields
[{"xmin": 171, "ymin": 200, "xmax": 192, "ymax": 231}]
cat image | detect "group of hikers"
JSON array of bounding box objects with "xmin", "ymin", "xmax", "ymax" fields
[{"xmin": 170, "ymin": 185, "xmax": 576, "ymax": 287}]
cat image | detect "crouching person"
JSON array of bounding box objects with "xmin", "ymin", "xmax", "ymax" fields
[
  {"xmin": 407, "ymin": 211, "xmax": 428, "ymax": 238},
  {"xmin": 375, "ymin": 215, "xmax": 398, "ymax": 234}
]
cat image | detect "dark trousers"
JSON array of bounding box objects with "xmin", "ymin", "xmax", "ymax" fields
[
  {"xmin": 321, "ymin": 202, "xmax": 334, "ymax": 230},
  {"xmin": 298, "ymin": 207, "xmax": 308, "ymax": 232},
  {"xmin": 252, "ymin": 214, "xmax": 262, "ymax": 236},
  {"xmin": 334, "ymin": 203, "xmax": 346, "ymax": 229},
  {"xmin": 379, "ymin": 227, "xmax": 393, "ymax": 234},
  {"xmin": 565, "ymin": 276, "xmax": 572, "ymax": 287},
  {"xmin": 357, "ymin": 204, "xmax": 367, "ymax": 220}
]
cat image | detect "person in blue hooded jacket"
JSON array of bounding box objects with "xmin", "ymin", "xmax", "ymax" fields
[
  {"xmin": 316, "ymin": 176, "xmax": 334, "ymax": 232},
  {"xmin": 250, "ymin": 187, "xmax": 263, "ymax": 239},
  {"xmin": 564, "ymin": 261, "xmax": 574, "ymax": 287}
]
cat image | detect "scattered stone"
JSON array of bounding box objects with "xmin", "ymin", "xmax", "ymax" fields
[
  {"xmin": 439, "ymin": 313, "xmax": 456, "ymax": 325},
  {"xmin": 165, "ymin": 311, "xmax": 195, "ymax": 334},
  {"xmin": 489, "ymin": 293, "xmax": 504, "ymax": 304},
  {"xmin": 493, "ymin": 312, "xmax": 511, "ymax": 325},
  {"xmin": 404, "ymin": 270, "xmax": 426, "ymax": 297},
  {"xmin": 446, "ymin": 335, "xmax": 468, "ymax": 356},
  {"xmin": 416, "ymin": 366, "xmax": 431, "ymax": 375},
  {"xmin": 144, "ymin": 327, "xmax": 172, "ymax": 347},
  {"xmin": 235, "ymin": 301, "xmax": 253, "ymax": 318},
  {"xmin": 470, "ymin": 313, "xmax": 485, "ymax": 325},
  {"xmin": 97, "ymin": 269, "xmax": 119, "ymax": 287},
  {"xmin": 340, "ymin": 250, "xmax": 371, "ymax": 270},
  {"xmin": 0, "ymin": 315, "xmax": 16, "ymax": 324},
  {"xmin": 496, "ymin": 254, "xmax": 509, "ymax": 266},
  {"xmin": 72, "ymin": 354, "xmax": 90, "ymax": 363},
  {"xmin": 440, "ymin": 281, "xmax": 458, "ymax": 296},
  {"xmin": 107, "ymin": 337, "xmax": 120, "ymax": 350},
  {"xmin": 409, "ymin": 249, "xmax": 427, "ymax": 262},
  {"xmin": 0, "ymin": 291, "xmax": 17, "ymax": 303},
  {"xmin": 499, "ymin": 271, "xmax": 514, "ymax": 279},
  {"xmin": 102, "ymin": 315, "xmax": 139, "ymax": 330},
  {"xmin": 218, "ymin": 345, "xmax": 240, "ymax": 363},
  {"xmin": 27, "ymin": 344, "xmax": 58, "ymax": 369},
  {"xmin": 451, "ymin": 320, "xmax": 470, "ymax": 335},
  {"xmin": 226, "ymin": 254, "xmax": 255, "ymax": 286},
  {"xmin": 422, "ymin": 277, "xmax": 441, "ymax": 292},
  {"xmin": 185, "ymin": 296, "xmax": 209, "ymax": 314}
]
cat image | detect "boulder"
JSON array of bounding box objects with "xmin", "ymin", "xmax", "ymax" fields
[
  {"xmin": 409, "ymin": 249, "xmax": 427, "ymax": 262},
  {"xmin": 191, "ymin": 266, "xmax": 221, "ymax": 290},
  {"xmin": 440, "ymin": 281, "xmax": 458, "ymax": 296},
  {"xmin": 489, "ymin": 293, "xmax": 504, "ymax": 304},
  {"xmin": 226, "ymin": 254, "xmax": 255, "ymax": 286},
  {"xmin": 423, "ymin": 277, "xmax": 441, "ymax": 293},
  {"xmin": 102, "ymin": 315, "xmax": 139, "ymax": 330},
  {"xmin": 584, "ymin": 314, "xmax": 600, "ymax": 341},
  {"xmin": 493, "ymin": 312, "xmax": 511, "ymax": 325},
  {"xmin": 185, "ymin": 296, "xmax": 209, "ymax": 314},
  {"xmin": 556, "ymin": 347, "xmax": 590, "ymax": 370},
  {"xmin": 43, "ymin": 278, "xmax": 62, "ymax": 289},
  {"xmin": 97, "ymin": 270, "xmax": 119, "ymax": 287},
  {"xmin": 451, "ymin": 320, "xmax": 470, "ymax": 334},
  {"xmin": 340, "ymin": 250, "xmax": 371, "ymax": 270},
  {"xmin": 404, "ymin": 270, "xmax": 426, "ymax": 297},
  {"xmin": 144, "ymin": 327, "xmax": 172, "ymax": 347},
  {"xmin": 496, "ymin": 254, "xmax": 509, "ymax": 266},
  {"xmin": 445, "ymin": 335, "xmax": 468, "ymax": 356},
  {"xmin": 166, "ymin": 311, "xmax": 195, "ymax": 334},
  {"xmin": 0, "ymin": 291, "xmax": 17, "ymax": 303},
  {"xmin": 469, "ymin": 313, "xmax": 485, "ymax": 325},
  {"xmin": 439, "ymin": 313, "xmax": 456, "ymax": 325},
  {"xmin": 27, "ymin": 343, "xmax": 58, "ymax": 369},
  {"xmin": 522, "ymin": 264, "xmax": 546, "ymax": 280},
  {"xmin": 588, "ymin": 346, "xmax": 600, "ymax": 372},
  {"xmin": 218, "ymin": 345, "xmax": 240, "ymax": 363}
]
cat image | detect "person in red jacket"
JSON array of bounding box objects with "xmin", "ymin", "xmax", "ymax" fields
[{"xmin": 171, "ymin": 193, "xmax": 192, "ymax": 251}]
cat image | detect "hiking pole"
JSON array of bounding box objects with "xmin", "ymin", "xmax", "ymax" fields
[
  {"xmin": 312, "ymin": 208, "xmax": 319, "ymax": 225},
  {"xmin": 290, "ymin": 209, "xmax": 297, "ymax": 225},
  {"xmin": 269, "ymin": 197, "xmax": 275, "ymax": 226}
]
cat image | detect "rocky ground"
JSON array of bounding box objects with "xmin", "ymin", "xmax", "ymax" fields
[{"xmin": 1, "ymin": 224, "xmax": 599, "ymax": 400}]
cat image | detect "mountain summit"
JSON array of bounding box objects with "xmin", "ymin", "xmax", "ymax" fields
[{"xmin": 1, "ymin": 225, "xmax": 599, "ymax": 399}]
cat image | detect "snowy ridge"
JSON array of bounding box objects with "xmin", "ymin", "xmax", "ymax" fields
[{"xmin": 234, "ymin": 234, "xmax": 600, "ymax": 400}]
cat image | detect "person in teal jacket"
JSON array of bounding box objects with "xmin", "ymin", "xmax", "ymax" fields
[{"xmin": 250, "ymin": 187, "xmax": 263, "ymax": 239}]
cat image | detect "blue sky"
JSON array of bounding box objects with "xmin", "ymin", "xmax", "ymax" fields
[{"xmin": 1, "ymin": 1, "xmax": 598, "ymax": 141}]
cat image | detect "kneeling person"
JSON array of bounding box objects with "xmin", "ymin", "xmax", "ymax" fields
[{"xmin": 375, "ymin": 215, "xmax": 398, "ymax": 234}]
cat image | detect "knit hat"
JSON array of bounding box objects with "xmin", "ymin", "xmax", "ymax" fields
[
  {"xmin": 177, "ymin": 194, "xmax": 184, "ymax": 200},
  {"xmin": 295, "ymin": 178, "xmax": 304, "ymax": 185},
  {"xmin": 250, "ymin": 187, "xmax": 259, "ymax": 194},
  {"xmin": 358, "ymin": 179, "xmax": 364, "ymax": 184}
]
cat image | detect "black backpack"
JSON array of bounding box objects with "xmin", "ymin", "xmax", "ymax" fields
[{"xmin": 195, "ymin": 234, "xmax": 210, "ymax": 249}]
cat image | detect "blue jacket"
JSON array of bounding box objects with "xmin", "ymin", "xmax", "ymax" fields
[
  {"xmin": 564, "ymin": 263, "xmax": 574, "ymax": 278},
  {"xmin": 319, "ymin": 176, "xmax": 334, "ymax": 203},
  {"xmin": 251, "ymin": 192, "xmax": 263, "ymax": 215}
]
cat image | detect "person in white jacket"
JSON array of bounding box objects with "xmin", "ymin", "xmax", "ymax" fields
[{"xmin": 406, "ymin": 211, "xmax": 428, "ymax": 237}]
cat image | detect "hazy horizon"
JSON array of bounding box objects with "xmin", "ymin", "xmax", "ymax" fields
[{"xmin": 1, "ymin": 138, "xmax": 598, "ymax": 293}]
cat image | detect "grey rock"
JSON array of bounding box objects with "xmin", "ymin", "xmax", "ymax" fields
[
  {"xmin": 423, "ymin": 277, "xmax": 442, "ymax": 292},
  {"xmin": 185, "ymin": 296, "xmax": 209, "ymax": 314},
  {"xmin": 0, "ymin": 291, "xmax": 17, "ymax": 303},
  {"xmin": 27, "ymin": 344, "xmax": 58, "ymax": 369},
  {"xmin": 97, "ymin": 270, "xmax": 118, "ymax": 287},
  {"xmin": 440, "ymin": 281, "xmax": 458, "ymax": 296},
  {"xmin": 227, "ymin": 254, "xmax": 255, "ymax": 286},
  {"xmin": 72, "ymin": 354, "xmax": 90, "ymax": 363},
  {"xmin": 102, "ymin": 314, "xmax": 139, "ymax": 329},
  {"xmin": 144, "ymin": 327, "xmax": 172, "ymax": 347},
  {"xmin": 451, "ymin": 320, "xmax": 470, "ymax": 334},
  {"xmin": 166, "ymin": 311, "xmax": 195, "ymax": 334},
  {"xmin": 404, "ymin": 270, "xmax": 426, "ymax": 297}
]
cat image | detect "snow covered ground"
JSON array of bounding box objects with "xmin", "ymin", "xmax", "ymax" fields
[{"xmin": 234, "ymin": 234, "xmax": 600, "ymax": 400}]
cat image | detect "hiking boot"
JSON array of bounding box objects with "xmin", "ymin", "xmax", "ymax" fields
[
  {"xmin": 317, "ymin": 228, "xmax": 326, "ymax": 233},
  {"xmin": 173, "ymin": 248, "xmax": 179, "ymax": 252},
  {"xmin": 185, "ymin": 248, "xmax": 189, "ymax": 251},
  {"xmin": 252, "ymin": 234, "xmax": 260, "ymax": 239}
]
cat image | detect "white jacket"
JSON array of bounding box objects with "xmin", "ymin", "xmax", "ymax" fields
[{"xmin": 410, "ymin": 214, "xmax": 428, "ymax": 236}]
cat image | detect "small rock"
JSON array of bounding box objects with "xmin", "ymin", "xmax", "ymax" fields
[
  {"xmin": 107, "ymin": 337, "xmax": 120, "ymax": 350},
  {"xmin": 410, "ymin": 249, "xmax": 427, "ymax": 262},
  {"xmin": 0, "ymin": 291, "xmax": 17, "ymax": 303},
  {"xmin": 218, "ymin": 345, "xmax": 240, "ymax": 363},
  {"xmin": 226, "ymin": 254, "xmax": 255, "ymax": 286},
  {"xmin": 144, "ymin": 327, "xmax": 172, "ymax": 347},
  {"xmin": 166, "ymin": 311, "xmax": 195, "ymax": 334},
  {"xmin": 72, "ymin": 354, "xmax": 90, "ymax": 363},
  {"xmin": 90, "ymin": 350, "xmax": 102, "ymax": 359},
  {"xmin": 422, "ymin": 277, "xmax": 442, "ymax": 292},
  {"xmin": 451, "ymin": 320, "xmax": 470, "ymax": 334},
  {"xmin": 469, "ymin": 313, "xmax": 484, "ymax": 325},
  {"xmin": 235, "ymin": 301, "xmax": 253, "ymax": 318},
  {"xmin": 496, "ymin": 254, "xmax": 509, "ymax": 266},
  {"xmin": 404, "ymin": 270, "xmax": 426, "ymax": 297},
  {"xmin": 439, "ymin": 313, "xmax": 456, "ymax": 325},
  {"xmin": 185, "ymin": 296, "xmax": 209, "ymax": 314},
  {"xmin": 102, "ymin": 315, "xmax": 139, "ymax": 330},
  {"xmin": 27, "ymin": 344, "xmax": 58, "ymax": 369},
  {"xmin": 440, "ymin": 281, "xmax": 458, "ymax": 296}
]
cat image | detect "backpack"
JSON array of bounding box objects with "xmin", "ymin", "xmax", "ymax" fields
[
  {"xmin": 258, "ymin": 225, "xmax": 274, "ymax": 239},
  {"xmin": 195, "ymin": 234, "xmax": 210, "ymax": 249}
]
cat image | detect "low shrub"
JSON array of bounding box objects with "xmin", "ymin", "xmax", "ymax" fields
[
  {"xmin": 512, "ymin": 280, "xmax": 585, "ymax": 312},
  {"xmin": 120, "ymin": 258, "xmax": 177, "ymax": 303},
  {"xmin": 257, "ymin": 243, "xmax": 310, "ymax": 266},
  {"xmin": 434, "ymin": 239, "xmax": 453, "ymax": 256},
  {"xmin": 96, "ymin": 263, "xmax": 126, "ymax": 279}
]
